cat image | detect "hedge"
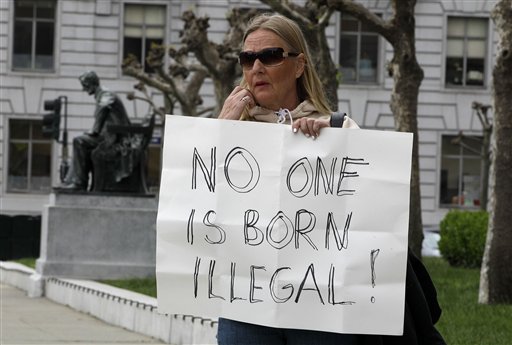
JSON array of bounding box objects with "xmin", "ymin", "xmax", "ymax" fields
[{"xmin": 438, "ymin": 210, "xmax": 488, "ymax": 268}]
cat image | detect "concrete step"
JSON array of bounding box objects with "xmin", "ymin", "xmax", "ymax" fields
[{"xmin": 0, "ymin": 261, "xmax": 218, "ymax": 345}]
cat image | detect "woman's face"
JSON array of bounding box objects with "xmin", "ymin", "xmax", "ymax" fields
[{"xmin": 242, "ymin": 29, "xmax": 304, "ymax": 111}]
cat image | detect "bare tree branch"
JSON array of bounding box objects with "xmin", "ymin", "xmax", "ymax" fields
[
  {"xmin": 180, "ymin": 11, "xmax": 224, "ymax": 80},
  {"xmin": 327, "ymin": 0, "xmax": 394, "ymax": 41},
  {"xmin": 260, "ymin": 0, "xmax": 313, "ymax": 25},
  {"xmin": 122, "ymin": 55, "xmax": 173, "ymax": 95}
]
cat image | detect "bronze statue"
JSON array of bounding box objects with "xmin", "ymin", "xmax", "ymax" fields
[{"xmin": 61, "ymin": 71, "xmax": 132, "ymax": 190}]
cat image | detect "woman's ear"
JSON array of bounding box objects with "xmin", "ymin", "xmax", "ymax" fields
[{"xmin": 295, "ymin": 53, "xmax": 305, "ymax": 79}]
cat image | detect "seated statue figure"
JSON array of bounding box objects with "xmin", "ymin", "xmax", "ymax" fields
[{"xmin": 61, "ymin": 71, "xmax": 134, "ymax": 191}]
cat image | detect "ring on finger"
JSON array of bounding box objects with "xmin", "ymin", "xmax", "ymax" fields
[{"xmin": 241, "ymin": 96, "xmax": 250, "ymax": 103}]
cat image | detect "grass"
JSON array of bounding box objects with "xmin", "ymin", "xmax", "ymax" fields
[
  {"xmin": 423, "ymin": 257, "xmax": 512, "ymax": 345},
  {"xmin": 98, "ymin": 258, "xmax": 512, "ymax": 344},
  {"xmin": 99, "ymin": 277, "xmax": 157, "ymax": 297},
  {"xmin": 13, "ymin": 257, "xmax": 36, "ymax": 269},
  {"xmin": 11, "ymin": 256, "xmax": 511, "ymax": 343}
]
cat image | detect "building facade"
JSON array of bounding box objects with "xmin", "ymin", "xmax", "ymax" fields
[{"xmin": 0, "ymin": 0, "xmax": 497, "ymax": 229}]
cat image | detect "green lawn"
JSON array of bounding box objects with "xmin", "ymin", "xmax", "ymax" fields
[
  {"xmin": 423, "ymin": 257, "xmax": 512, "ymax": 345},
  {"xmin": 100, "ymin": 277, "xmax": 157, "ymax": 298},
  {"xmin": 13, "ymin": 257, "xmax": 36, "ymax": 269},
  {"xmin": 12, "ymin": 256, "xmax": 511, "ymax": 343},
  {"xmin": 100, "ymin": 258, "xmax": 512, "ymax": 344}
]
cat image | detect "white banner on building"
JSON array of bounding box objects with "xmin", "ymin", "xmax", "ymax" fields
[{"xmin": 156, "ymin": 115, "xmax": 413, "ymax": 335}]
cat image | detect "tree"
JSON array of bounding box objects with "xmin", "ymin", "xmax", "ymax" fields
[
  {"xmin": 472, "ymin": 102, "xmax": 492, "ymax": 211},
  {"xmin": 122, "ymin": 8, "xmax": 260, "ymax": 118},
  {"xmin": 328, "ymin": 0, "xmax": 424, "ymax": 257},
  {"xmin": 479, "ymin": 0, "xmax": 512, "ymax": 304}
]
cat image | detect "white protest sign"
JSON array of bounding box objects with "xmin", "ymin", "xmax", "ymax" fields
[{"xmin": 156, "ymin": 115, "xmax": 413, "ymax": 335}]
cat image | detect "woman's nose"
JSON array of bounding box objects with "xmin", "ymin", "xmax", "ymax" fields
[{"xmin": 251, "ymin": 58, "xmax": 265, "ymax": 72}]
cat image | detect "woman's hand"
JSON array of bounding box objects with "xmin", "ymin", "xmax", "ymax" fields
[
  {"xmin": 292, "ymin": 117, "xmax": 330, "ymax": 139},
  {"xmin": 218, "ymin": 86, "xmax": 255, "ymax": 120}
]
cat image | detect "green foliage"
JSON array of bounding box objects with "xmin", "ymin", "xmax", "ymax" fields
[{"xmin": 438, "ymin": 210, "xmax": 488, "ymax": 268}]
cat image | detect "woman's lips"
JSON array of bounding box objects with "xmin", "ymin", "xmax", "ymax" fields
[{"xmin": 254, "ymin": 81, "xmax": 269, "ymax": 89}]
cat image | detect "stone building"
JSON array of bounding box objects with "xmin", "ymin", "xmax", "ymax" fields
[{"xmin": 0, "ymin": 0, "xmax": 497, "ymax": 230}]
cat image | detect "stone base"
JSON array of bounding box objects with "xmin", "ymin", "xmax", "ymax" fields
[{"xmin": 36, "ymin": 192, "xmax": 157, "ymax": 279}]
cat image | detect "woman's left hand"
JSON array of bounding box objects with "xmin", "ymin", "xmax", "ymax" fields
[{"xmin": 292, "ymin": 117, "xmax": 330, "ymax": 139}]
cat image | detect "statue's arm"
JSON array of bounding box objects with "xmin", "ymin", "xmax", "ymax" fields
[{"xmin": 90, "ymin": 92, "xmax": 115, "ymax": 135}]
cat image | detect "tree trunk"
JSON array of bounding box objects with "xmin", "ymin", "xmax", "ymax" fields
[
  {"xmin": 303, "ymin": 23, "xmax": 339, "ymax": 111},
  {"xmin": 179, "ymin": 10, "xmax": 240, "ymax": 116},
  {"xmin": 328, "ymin": 0, "xmax": 424, "ymax": 257},
  {"xmin": 479, "ymin": 0, "xmax": 512, "ymax": 304},
  {"xmin": 388, "ymin": 0, "xmax": 424, "ymax": 257}
]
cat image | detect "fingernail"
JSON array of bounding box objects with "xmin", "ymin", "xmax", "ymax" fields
[
  {"xmin": 293, "ymin": 128, "xmax": 298, "ymax": 133},
  {"xmin": 305, "ymin": 133, "xmax": 310, "ymax": 137},
  {"xmin": 312, "ymin": 136, "xmax": 316, "ymax": 140}
]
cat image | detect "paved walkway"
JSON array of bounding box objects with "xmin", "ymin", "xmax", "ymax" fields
[{"xmin": 0, "ymin": 283, "xmax": 165, "ymax": 345}]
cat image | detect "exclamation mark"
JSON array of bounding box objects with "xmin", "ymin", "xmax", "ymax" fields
[{"xmin": 370, "ymin": 249, "xmax": 380, "ymax": 303}]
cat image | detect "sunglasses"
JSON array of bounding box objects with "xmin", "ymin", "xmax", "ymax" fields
[{"xmin": 238, "ymin": 47, "xmax": 299, "ymax": 69}]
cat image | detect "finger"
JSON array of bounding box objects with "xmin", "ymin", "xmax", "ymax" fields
[
  {"xmin": 313, "ymin": 119, "xmax": 328, "ymax": 138},
  {"xmin": 299, "ymin": 118, "xmax": 311, "ymax": 137},
  {"xmin": 242, "ymin": 91, "xmax": 256, "ymax": 108},
  {"xmin": 244, "ymin": 88, "xmax": 255, "ymax": 100},
  {"xmin": 306, "ymin": 119, "xmax": 317, "ymax": 139},
  {"xmin": 219, "ymin": 89, "xmax": 249, "ymax": 119},
  {"xmin": 229, "ymin": 86, "xmax": 244, "ymax": 97},
  {"xmin": 292, "ymin": 119, "xmax": 300, "ymax": 133},
  {"xmin": 312, "ymin": 121, "xmax": 321, "ymax": 138}
]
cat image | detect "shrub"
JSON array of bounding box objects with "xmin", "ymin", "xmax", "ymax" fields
[{"xmin": 438, "ymin": 210, "xmax": 488, "ymax": 268}]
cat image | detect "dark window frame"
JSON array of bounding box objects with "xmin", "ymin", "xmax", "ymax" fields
[
  {"xmin": 7, "ymin": 119, "xmax": 53, "ymax": 194},
  {"xmin": 338, "ymin": 13, "xmax": 381, "ymax": 85},
  {"xmin": 445, "ymin": 16, "xmax": 488, "ymax": 88},
  {"xmin": 123, "ymin": 3, "xmax": 166, "ymax": 74},
  {"xmin": 439, "ymin": 134, "xmax": 483, "ymax": 208},
  {"xmin": 12, "ymin": 0, "xmax": 56, "ymax": 72}
]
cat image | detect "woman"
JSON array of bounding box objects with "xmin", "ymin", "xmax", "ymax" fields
[
  {"xmin": 217, "ymin": 13, "xmax": 445, "ymax": 345},
  {"xmin": 217, "ymin": 13, "xmax": 359, "ymax": 345},
  {"xmin": 218, "ymin": 13, "xmax": 358, "ymax": 136}
]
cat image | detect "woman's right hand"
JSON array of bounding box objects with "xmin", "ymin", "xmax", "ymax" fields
[
  {"xmin": 292, "ymin": 117, "xmax": 330, "ymax": 139},
  {"xmin": 218, "ymin": 86, "xmax": 255, "ymax": 120}
]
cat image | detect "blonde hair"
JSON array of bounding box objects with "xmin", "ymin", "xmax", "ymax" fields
[{"xmin": 239, "ymin": 13, "xmax": 331, "ymax": 116}]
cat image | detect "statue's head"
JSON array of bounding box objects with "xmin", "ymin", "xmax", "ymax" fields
[{"xmin": 79, "ymin": 71, "xmax": 100, "ymax": 95}]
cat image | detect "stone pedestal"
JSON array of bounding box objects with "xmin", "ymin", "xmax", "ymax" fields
[{"xmin": 36, "ymin": 191, "xmax": 157, "ymax": 279}]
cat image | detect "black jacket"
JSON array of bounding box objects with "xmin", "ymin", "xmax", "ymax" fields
[{"xmin": 359, "ymin": 251, "xmax": 446, "ymax": 345}]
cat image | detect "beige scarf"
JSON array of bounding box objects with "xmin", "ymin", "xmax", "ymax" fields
[{"xmin": 246, "ymin": 100, "xmax": 329, "ymax": 124}]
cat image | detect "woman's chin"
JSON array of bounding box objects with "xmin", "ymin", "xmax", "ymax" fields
[{"xmin": 254, "ymin": 97, "xmax": 276, "ymax": 110}]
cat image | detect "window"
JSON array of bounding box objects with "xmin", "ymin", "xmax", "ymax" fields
[
  {"xmin": 12, "ymin": 0, "xmax": 56, "ymax": 71},
  {"xmin": 445, "ymin": 17, "xmax": 488, "ymax": 87},
  {"xmin": 123, "ymin": 4, "xmax": 165, "ymax": 73},
  {"xmin": 8, "ymin": 119, "xmax": 53, "ymax": 193},
  {"xmin": 339, "ymin": 13, "xmax": 380, "ymax": 84},
  {"xmin": 439, "ymin": 134, "xmax": 483, "ymax": 207}
]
